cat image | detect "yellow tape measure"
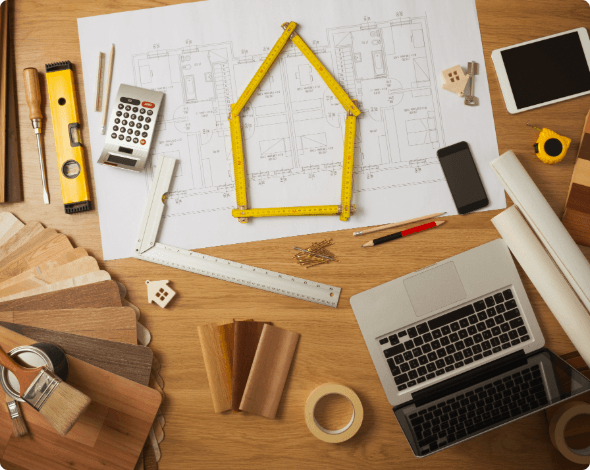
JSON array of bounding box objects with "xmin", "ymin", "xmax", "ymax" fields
[
  {"xmin": 229, "ymin": 22, "xmax": 359, "ymax": 222},
  {"xmin": 340, "ymin": 114, "xmax": 357, "ymax": 221},
  {"xmin": 232, "ymin": 205, "xmax": 357, "ymax": 218}
]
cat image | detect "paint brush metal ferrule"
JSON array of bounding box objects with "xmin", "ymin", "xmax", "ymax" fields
[
  {"xmin": 22, "ymin": 369, "xmax": 61, "ymax": 411},
  {"xmin": 6, "ymin": 400, "xmax": 19, "ymax": 419}
]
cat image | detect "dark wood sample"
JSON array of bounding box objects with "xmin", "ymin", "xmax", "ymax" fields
[
  {"xmin": 232, "ymin": 320, "xmax": 269, "ymax": 412},
  {"xmin": 0, "ymin": 281, "xmax": 122, "ymax": 312},
  {"xmin": 0, "ymin": 322, "xmax": 152, "ymax": 385}
]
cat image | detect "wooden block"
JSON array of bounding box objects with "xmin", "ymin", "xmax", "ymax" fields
[
  {"xmin": 0, "ymin": 322, "xmax": 153, "ymax": 385},
  {"xmin": 240, "ymin": 324, "xmax": 299, "ymax": 419},
  {"xmin": 0, "ymin": 307, "xmax": 137, "ymax": 344},
  {"xmin": 0, "ymin": 281, "xmax": 122, "ymax": 311},
  {"xmin": 0, "ymin": 247, "xmax": 87, "ymax": 290},
  {"xmin": 0, "ymin": 221, "xmax": 43, "ymax": 261},
  {"xmin": 232, "ymin": 320, "xmax": 269, "ymax": 412},
  {"xmin": 0, "ymin": 325, "xmax": 161, "ymax": 470},
  {"xmin": 197, "ymin": 320, "xmax": 233, "ymax": 413},
  {"xmin": 0, "ymin": 213, "xmax": 22, "ymax": 245},
  {"xmin": 0, "ymin": 234, "xmax": 74, "ymax": 282},
  {"xmin": 0, "ymin": 270, "xmax": 111, "ymax": 302},
  {"xmin": 0, "ymin": 256, "xmax": 99, "ymax": 295}
]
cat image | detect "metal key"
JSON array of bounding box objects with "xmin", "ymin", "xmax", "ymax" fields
[{"xmin": 464, "ymin": 61, "xmax": 479, "ymax": 106}]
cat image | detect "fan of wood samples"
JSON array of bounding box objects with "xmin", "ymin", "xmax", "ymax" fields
[{"xmin": 0, "ymin": 213, "xmax": 166, "ymax": 470}]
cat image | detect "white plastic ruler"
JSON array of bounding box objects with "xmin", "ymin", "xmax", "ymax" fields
[{"xmin": 134, "ymin": 156, "xmax": 341, "ymax": 308}]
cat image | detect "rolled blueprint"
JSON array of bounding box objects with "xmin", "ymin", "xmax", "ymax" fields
[
  {"xmin": 492, "ymin": 206, "xmax": 590, "ymax": 367},
  {"xmin": 490, "ymin": 150, "xmax": 590, "ymax": 313}
]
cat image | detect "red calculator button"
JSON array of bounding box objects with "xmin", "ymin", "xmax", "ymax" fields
[
  {"xmin": 140, "ymin": 139, "xmax": 146, "ymax": 145},
  {"xmin": 142, "ymin": 102, "xmax": 155, "ymax": 109}
]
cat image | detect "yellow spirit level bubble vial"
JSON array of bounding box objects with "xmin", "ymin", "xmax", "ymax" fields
[
  {"xmin": 45, "ymin": 61, "xmax": 92, "ymax": 213},
  {"xmin": 527, "ymin": 121, "xmax": 571, "ymax": 165}
]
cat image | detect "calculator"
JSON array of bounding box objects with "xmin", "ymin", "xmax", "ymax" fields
[{"xmin": 97, "ymin": 84, "xmax": 164, "ymax": 171}]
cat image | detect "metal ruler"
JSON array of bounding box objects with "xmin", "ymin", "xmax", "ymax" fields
[
  {"xmin": 228, "ymin": 22, "xmax": 360, "ymax": 223},
  {"xmin": 340, "ymin": 114, "xmax": 357, "ymax": 221},
  {"xmin": 135, "ymin": 156, "xmax": 342, "ymax": 308}
]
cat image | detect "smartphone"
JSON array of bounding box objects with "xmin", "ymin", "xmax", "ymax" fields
[
  {"xmin": 491, "ymin": 28, "xmax": 590, "ymax": 114},
  {"xmin": 437, "ymin": 142, "xmax": 488, "ymax": 215}
]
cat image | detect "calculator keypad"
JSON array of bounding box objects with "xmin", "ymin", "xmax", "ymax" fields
[{"xmin": 111, "ymin": 100, "xmax": 158, "ymax": 145}]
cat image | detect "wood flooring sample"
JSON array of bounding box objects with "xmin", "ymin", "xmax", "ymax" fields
[
  {"xmin": 197, "ymin": 320, "xmax": 234, "ymax": 413},
  {"xmin": 232, "ymin": 320, "xmax": 269, "ymax": 412},
  {"xmin": 0, "ymin": 281, "xmax": 122, "ymax": 311},
  {"xmin": 240, "ymin": 325, "xmax": 299, "ymax": 418},
  {"xmin": 0, "ymin": 322, "xmax": 152, "ymax": 385},
  {"xmin": 0, "ymin": 213, "xmax": 22, "ymax": 245}
]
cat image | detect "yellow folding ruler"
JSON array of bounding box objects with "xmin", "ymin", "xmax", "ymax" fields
[{"xmin": 229, "ymin": 22, "xmax": 360, "ymax": 223}]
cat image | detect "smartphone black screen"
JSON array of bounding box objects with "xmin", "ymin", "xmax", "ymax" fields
[{"xmin": 437, "ymin": 142, "xmax": 488, "ymax": 214}]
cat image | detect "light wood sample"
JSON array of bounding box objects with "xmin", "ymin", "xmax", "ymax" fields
[
  {"xmin": 0, "ymin": 307, "xmax": 137, "ymax": 344},
  {"xmin": 0, "ymin": 325, "xmax": 161, "ymax": 470},
  {"xmin": 240, "ymin": 325, "xmax": 299, "ymax": 418},
  {"xmin": 0, "ymin": 213, "xmax": 22, "ymax": 245},
  {"xmin": 197, "ymin": 320, "xmax": 233, "ymax": 413},
  {"xmin": 0, "ymin": 227, "xmax": 59, "ymax": 268},
  {"xmin": 0, "ymin": 221, "xmax": 43, "ymax": 261},
  {"xmin": 0, "ymin": 322, "xmax": 152, "ymax": 385}
]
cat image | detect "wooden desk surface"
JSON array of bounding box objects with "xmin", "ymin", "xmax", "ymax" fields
[{"xmin": 5, "ymin": 0, "xmax": 590, "ymax": 468}]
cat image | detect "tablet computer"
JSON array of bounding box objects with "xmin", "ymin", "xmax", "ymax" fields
[{"xmin": 491, "ymin": 28, "xmax": 590, "ymax": 114}]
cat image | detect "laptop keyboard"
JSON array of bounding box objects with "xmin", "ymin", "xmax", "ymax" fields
[
  {"xmin": 379, "ymin": 288, "xmax": 531, "ymax": 392},
  {"xmin": 408, "ymin": 364, "xmax": 548, "ymax": 455}
]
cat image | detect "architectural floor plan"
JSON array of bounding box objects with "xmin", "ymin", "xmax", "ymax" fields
[
  {"xmin": 79, "ymin": 0, "xmax": 504, "ymax": 260},
  {"xmin": 133, "ymin": 16, "xmax": 444, "ymax": 215}
]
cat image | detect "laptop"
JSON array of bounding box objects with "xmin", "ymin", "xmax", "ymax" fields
[{"xmin": 350, "ymin": 239, "xmax": 590, "ymax": 457}]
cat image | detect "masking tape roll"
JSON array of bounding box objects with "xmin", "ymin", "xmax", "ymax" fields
[
  {"xmin": 304, "ymin": 383, "xmax": 363, "ymax": 443},
  {"xmin": 549, "ymin": 400, "xmax": 590, "ymax": 465}
]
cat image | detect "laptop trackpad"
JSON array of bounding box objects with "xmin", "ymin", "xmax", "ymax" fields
[{"xmin": 403, "ymin": 262, "xmax": 467, "ymax": 317}]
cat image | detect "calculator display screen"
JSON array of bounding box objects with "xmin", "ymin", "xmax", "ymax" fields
[{"xmin": 501, "ymin": 32, "xmax": 590, "ymax": 109}]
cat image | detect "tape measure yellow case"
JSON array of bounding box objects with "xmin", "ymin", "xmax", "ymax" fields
[
  {"xmin": 229, "ymin": 22, "xmax": 360, "ymax": 223},
  {"xmin": 46, "ymin": 61, "xmax": 92, "ymax": 214}
]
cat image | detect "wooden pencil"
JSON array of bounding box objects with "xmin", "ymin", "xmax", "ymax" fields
[
  {"xmin": 362, "ymin": 220, "xmax": 446, "ymax": 247},
  {"xmin": 353, "ymin": 212, "xmax": 445, "ymax": 236},
  {"xmin": 100, "ymin": 44, "xmax": 114, "ymax": 134}
]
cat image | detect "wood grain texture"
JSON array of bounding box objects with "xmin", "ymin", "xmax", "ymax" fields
[
  {"xmin": 0, "ymin": 281, "xmax": 121, "ymax": 312},
  {"xmin": 0, "ymin": 256, "xmax": 99, "ymax": 295},
  {"xmin": 0, "ymin": 325, "xmax": 161, "ymax": 470},
  {"xmin": 0, "ymin": 221, "xmax": 43, "ymax": 261},
  {"xmin": 232, "ymin": 320, "xmax": 269, "ymax": 412},
  {"xmin": 0, "ymin": 307, "xmax": 137, "ymax": 344},
  {"xmin": 1, "ymin": 0, "xmax": 590, "ymax": 468},
  {"xmin": 0, "ymin": 270, "xmax": 110, "ymax": 301},
  {"xmin": 240, "ymin": 324, "xmax": 299, "ymax": 418},
  {"xmin": 197, "ymin": 320, "xmax": 233, "ymax": 413},
  {"xmin": 0, "ymin": 247, "xmax": 88, "ymax": 290},
  {"xmin": 0, "ymin": 234, "xmax": 73, "ymax": 281},
  {"xmin": 0, "ymin": 322, "xmax": 153, "ymax": 385},
  {"xmin": 0, "ymin": 1, "xmax": 7, "ymax": 203},
  {"xmin": 0, "ymin": 227, "xmax": 59, "ymax": 268},
  {"xmin": 0, "ymin": 213, "xmax": 22, "ymax": 244}
]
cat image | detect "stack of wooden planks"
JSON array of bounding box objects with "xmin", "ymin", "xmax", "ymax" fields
[{"xmin": 0, "ymin": 212, "xmax": 166, "ymax": 470}]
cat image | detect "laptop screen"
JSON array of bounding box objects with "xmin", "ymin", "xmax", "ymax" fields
[{"xmin": 393, "ymin": 349, "xmax": 590, "ymax": 457}]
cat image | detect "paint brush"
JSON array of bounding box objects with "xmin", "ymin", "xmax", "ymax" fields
[
  {"xmin": 6, "ymin": 396, "xmax": 28, "ymax": 437},
  {"xmin": 0, "ymin": 345, "xmax": 90, "ymax": 436}
]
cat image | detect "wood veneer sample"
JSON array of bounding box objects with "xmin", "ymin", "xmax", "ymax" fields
[
  {"xmin": 0, "ymin": 247, "xmax": 88, "ymax": 290},
  {"xmin": 0, "ymin": 256, "xmax": 99, "ymax": 296},
  {"xmin": 0, "ymin": 280, "xmax": 122, "ymax": 311},
  {"xmin": 232, "ymin": 320, "xmax": 270, "ymax": 412},
  {"xmin": 0, "ymin": 270, "xmax": 111, "ymax": 301},
  {"xmin": 0, "ymin": 307, "xmax": 137, "ymax": 344},
  {"xmin": 0, "ymin": 227, "xmax": 59, "ymax": 268},
  {"xmin": 0, "ymin": 322, "xmax": 152, "ymax": 385},
  {"xmin": 240, "ymin": 324, "xmax": 299, "ymax": 418},
  {"xmin": 0, "ymin": 213, "xmax": 22, "ymax": 245},
  {"xmin": 197, "ymin": 319, "xmax": 234, "ymax": 413},
  {"xmin": 0, "ymin": 234, "xmax": 74, "ymax": 281},
  {"xmin": 0, "ymin": 221, "xmax": 43, "ymax": 261},
  {"xmin": 0, "ymin": 325, "xmax": 161, "ymax": 470}
]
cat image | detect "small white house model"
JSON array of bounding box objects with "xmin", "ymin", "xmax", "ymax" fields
[
  {"xmin": 146, "ymin": 280, "xmax": 176, "ymax": 308},
  {"xmin": 442, "ymin": 65, "xmax": 470, "ymax": 96}
]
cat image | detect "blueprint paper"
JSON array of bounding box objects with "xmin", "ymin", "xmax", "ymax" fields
[{"xmin": 78, "ymin": 0, "xmax": 505, "ymax": 261}]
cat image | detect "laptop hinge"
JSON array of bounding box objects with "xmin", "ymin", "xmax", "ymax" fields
[{"xmin": 410, "ymin": 350, "xmax": 527, "ymax": 409}]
